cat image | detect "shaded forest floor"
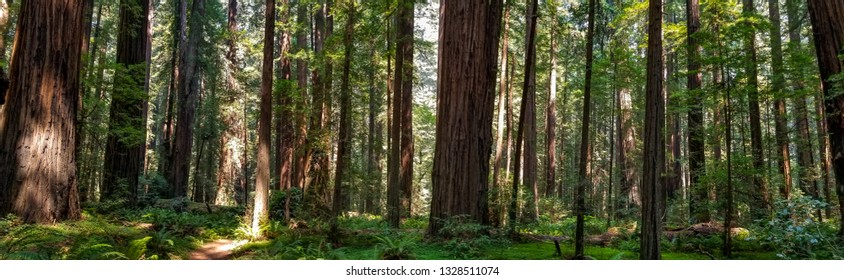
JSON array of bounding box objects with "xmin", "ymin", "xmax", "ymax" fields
[{"xmin": 1, "ymin": 200, "xmax": 842, "ymax": 260}]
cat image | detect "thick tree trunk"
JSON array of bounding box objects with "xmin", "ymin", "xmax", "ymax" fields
[
  {"xmin": 687, "ymin": 0, "xmax": 709, "ymax": 223},
  {"xmin": 641, "ymin": 0, "xmax": 664, "ymax": 260},
  {"xmin": 253, "ymin": 0, "xmax": 275, "ymax": 237},
  {"xmin": 388, "ymin": 0, "xmax": 403, "ymax": 228},
  {"xmin": 805, "ymin": 0, "xmax": 844, "ymax": 236},
  {"xmin": 216, "ymin": 0, "xmax": 242, "ymax": 206},
  {"xmin": 768, "ymin": 0, "xmax": 794, "ymax": 200},
  {"xmin": 428, "ymin": 0, "xmax": 503, "ymax": 237},
  {"xmin": 103, "ymin": 0, "xmax": 150, "ymax": 205},
  {"xmin": 575, "ymin": 0, "xmax": 596, "ymax": 260},
  {"xmin": 0, "ymin": 0, "xmax": 84, "ymax": 223},
  {"xmin": 399, "ymin": 0, "xmax": 414, "ymax": 219},
  {"xmin": 171, "ymin": 0, "xmax": 204, "ymax": 199},
  {"xmin": 743, "ymin": 0, "xmax": 771, "ymax": 219}
]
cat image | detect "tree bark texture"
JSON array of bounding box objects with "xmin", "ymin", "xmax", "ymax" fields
[
  {"xmin": 0, "ymin": 0, "xmax": 84, "ymax": 223},
  {"xmin": 428, "ymin": 0, "xmax": 503, "ymax": 237}
]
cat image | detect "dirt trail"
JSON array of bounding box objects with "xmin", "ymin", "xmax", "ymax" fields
[{"xmin": 189, "ymin": 239, "xmax": 247, "ymax": 260}]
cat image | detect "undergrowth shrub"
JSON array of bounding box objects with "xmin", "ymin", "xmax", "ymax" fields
[
  {"xmin": 436, "ymin": 215, "xmax": 510, "ymax": 259},
  {"xmin": 760, "ymin": 193, "xmax": 843, "ymax": 259},
  {"xmin": 374, "ymin": 233, "xmax": 417, "ymax": 260}
]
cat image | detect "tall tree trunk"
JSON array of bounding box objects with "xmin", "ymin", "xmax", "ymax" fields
[
  {"xmin": 103, "ymin": 0, "xmax": 150, "ymax": 205},
  {"xmin": 787, "ymin": 0, "xmax": 822, "ymax": 212},
  {"xmin": 743, "ymin": 0, "xmax": 771, "ymax": 219},
  {"xmin": 492, "ymin": 2, "xmax": 510, "ymax": 227},
  {"xmin": 428, "ymin": 0, "xmax": 503, "ymax": 237},
  {"xmin": 399, "ymin": 0, "xmax": 415, "ymax": 219},
  {"xmin": 277, "ymin": 0, "xmax": 294, "ymax": 196},
  {"xmin": 723, "ymin": 66, "xmax": 735, "ymax": 258},
  {"xmin": 0, "ymin": 0, "xmax": 84, "ymax": 223},
  {"xmin": 510, "ymin": 0, "xmax": 539, "ymax": 233},
  {"xmin": 253, "ymin": 0, "xmax": 275, "ymax": 237},
  {"xmin": 575, "ymin": 0, "xmax": 596, "ymax": 260},
  {"xmin": 292, "ymin": 0, "xmax": 309, "ymax": 196},
  {"xmin": 365, "ymin": 45, "xmax": 379, "ymax": 214},
  {"xmin": 768, "ymin": 0, "xmax": 794, "ymax": 200},
  {"xmin": 687, "ymin": 0, "xmax": 709, "ymax": 222},
  {"xmin": 162, "ymin": 0, "xmax": 186, "ymax": 196},
  {"xmin": 307, "ymin": 0, "xmax": 332, "ymax": 210},
  {"xmin": 806, "ymin": 0, "xmax": 844, "ymax": 236},
  {"xmin": 388, "ymin": 0, "xmax": 403, "ymax": 228},
  {"xmin": 171, "ymin": 0, "xmax": 204, "ymax": 199},
  {"xmin": 330, "ymin": 0, "xmax": 355, "ymax": 240},
  {"xmin": 516, "ymin": 0, "xmax": 539, "ymax": 222},
  {"xmin": 641, "ymin": 0, "xmax": 664, "ymax": 260},
  {"xmin": 545, "ymin": 15, "xmax": 558, "ymax": 198},
  {"xmin": 217, "ymin": 0, "xmax": 242, "ymax": 206}
]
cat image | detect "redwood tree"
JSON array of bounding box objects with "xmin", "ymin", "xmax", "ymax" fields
[
  {"xmin": 687, "ymin": 0, "xmax": 709, "ymax": 223},
  {"xmin": 0, "ymin": 0, "xmax": 84, "ymax": 223},
  {"xmin": 253, "ymin": 0, "xmax": 275, "ymax": 236},
  {"xmin": 806, "ymin": 0, "xmax": 844, "ymax": 236},
  {"xmin": 641, "ymin": 0, "xmax": 665, "ymax": 260},
  {"xmin": 575, "ymin": 0, "xmax": 596, "ymax": 260},
  {"xmin": 171, "ymin": 0, "xmax": 205, "ymax": 199},
  {"xmin": 428, "ymin": 0, "xmax": 503, "ymax": 236},
  {"xmin": 102, "ymin": 0, "xmax": 151, "ymax": 204}
]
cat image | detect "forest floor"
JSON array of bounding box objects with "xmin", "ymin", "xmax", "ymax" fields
[{"xmin": 1, "ymin": 202, "xmax": 840, "ymax": 260}]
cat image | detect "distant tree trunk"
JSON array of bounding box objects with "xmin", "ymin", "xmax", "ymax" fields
[
  {"xmin": 492, "ymin": 2, "xmax": 510, "ymax": 227},
  {"xmin": 545, "ymin": 18, "xmax": 558, "ymax": 198},
  {"xmin": 786, "ymin": 0, "xmax": 822, "ymax": 212},
  {"xmin": 806, "ymin": 0, "xmax": 844, "ymax": 236},
  {"xmin": 428, "ymin": 0, "xmax": 503, "ymax": 237},
  {"xmin": 641, "ymin": 0, "xmax": 664, "ymax": 260},
  {"xmin": 0, "ymin": 0, "xmax": 84, "ymax": 223},
  {"xmin": 171, "ymin": 0, "xmax": 205, "ymax": 199},
  {"xmin": 277, "ymin": 0, "xmax": 294, "ymax": 196},
  {"xmin": 161, "ymin": 0, "xmax": 186, "ymax": 192},
  {"xmin": 687, "ymin": 0, "xmax": 709, "ymax": 223},
  {"xmin": 508, "ymin": 0, "xmax": 538, "ymax": 234},
  {"xmin": 723, "ymin": 67, "xmax": 735, "ymax": 258},
  {"xmin": 103, "ymin": 0, "xmax": 150, "ymax": 205},
  {"xmin": 365, "ymin": 45, "xmax": 380, "ymax": 214},
  {"xmin": 330, "ymin": 0, "xmax": 355, "ymax": 240},
  {"xmin": 292, "ymin": 0, "xmax": 309, "ymax": 195},
  {"xmin": 307, "ymin": 0, "xmax": 332, "ymax": 209},
  {"xmin": 768, "ymin": 0, "xmax": 794, "ymax": 200},
  {"xmin": 514, "ymin": 0, "xmax": 539, "ymax": 223},
  {"xmin": 743, "ymin": 0, "xmax": 771, "ymax": 219},
  {"xmin": 575, "ymin": 0, "xmax": 596, "ymax": 260},
  {"xmin": 0, "ymin": 0, "xmax": 12, "ymax": 103},
  {"xmin": 815, "ymin": 92, "xmax": 833, "ymax": 218},
  {"xmin": 253, "ymin": 0, "xmax": 275, "ymax": 237}
]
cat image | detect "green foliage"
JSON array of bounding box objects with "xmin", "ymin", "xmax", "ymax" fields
[
  {"xmin": 436, "ymin": 215, "xmax": 510, "ymax": 259},
  {"xmin": 269, "ymin": 188, "xmax": 303, "ymax": 221},
  {"xmin": 759, "ymin": 193, "xmax": 844, "ymax": 260},
  {"xmin": 374, "ymin": 233, "xmax": 418, "ymax": 260}
]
